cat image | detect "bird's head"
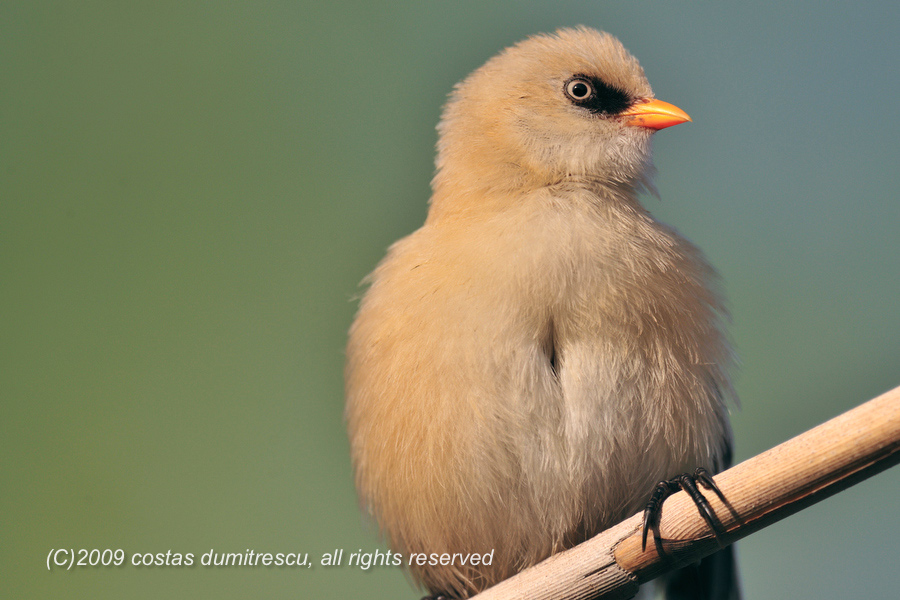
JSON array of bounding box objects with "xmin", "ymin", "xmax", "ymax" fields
[{"xmin": 430, "ymin": 27, "xmax": 690, "ymax": 215}]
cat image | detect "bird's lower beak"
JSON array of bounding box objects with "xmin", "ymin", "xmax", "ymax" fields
[{"xmin": 621, "ymin": 99, "xmax": 691, "ymax": 130}]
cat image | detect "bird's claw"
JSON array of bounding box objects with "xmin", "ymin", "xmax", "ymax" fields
[{"xmin": 641, "ymin": 467, "xmax": 726, "ymax": 556}]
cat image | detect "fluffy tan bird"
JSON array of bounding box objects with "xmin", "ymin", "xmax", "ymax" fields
[{"xmin": 346, "ymin": 26, "xmax": 739, "ymax": 599}]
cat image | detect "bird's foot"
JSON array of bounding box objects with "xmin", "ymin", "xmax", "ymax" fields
[{"xmin": 641, "ymin": 467, "xmax": 727, "ymax": 556}]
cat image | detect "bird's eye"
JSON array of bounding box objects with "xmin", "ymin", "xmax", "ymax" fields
[
  {"xmin": 565, "ymin": 78, "xmax": 593, "ymax": 101},
  {"xmin": 563, "ymin": 75, "xmax": 632, "ymax": 115}
]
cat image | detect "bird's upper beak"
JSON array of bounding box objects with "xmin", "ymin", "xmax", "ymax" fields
[{"xmin": 621, "ymin": 98, "xmax": 691, "ymax": 130}]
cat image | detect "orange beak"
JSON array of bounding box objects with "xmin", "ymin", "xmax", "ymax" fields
[{"xmin": 621, "ymin": 98, "xmax": 692, "ymax": 130}]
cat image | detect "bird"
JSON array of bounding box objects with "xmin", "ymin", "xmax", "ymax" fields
[{"xmin": 345, "ymin": 26, "xmax": 740, "ymax": 599}]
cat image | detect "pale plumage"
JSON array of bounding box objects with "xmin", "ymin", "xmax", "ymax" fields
[{"xmin": 346, "ymin": 27, "xmax": 739, "ymax": 598}]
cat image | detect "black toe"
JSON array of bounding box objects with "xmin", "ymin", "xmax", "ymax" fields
[{"xmin": 642, "ymin": 467, "xmax": 727, "ymax": 555}]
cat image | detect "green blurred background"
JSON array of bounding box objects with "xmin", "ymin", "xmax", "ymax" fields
[{"xmin": 3, "ymin": 1, "xmax": 898, "ymax": 598}]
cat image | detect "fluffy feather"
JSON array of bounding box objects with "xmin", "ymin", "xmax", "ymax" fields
[{"xmin": 345, "ymin": 26, "xmax": 737, "ymax": 598}]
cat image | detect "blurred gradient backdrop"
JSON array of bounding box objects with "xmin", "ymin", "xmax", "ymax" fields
[{"xmin": 3, "ymin": 2, "xmax": 899, "ymax": 598}]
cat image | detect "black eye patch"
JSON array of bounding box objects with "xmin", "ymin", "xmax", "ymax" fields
[{"xmin": 564, "ymin": 75, "xmax": 631, "ymax": 116}]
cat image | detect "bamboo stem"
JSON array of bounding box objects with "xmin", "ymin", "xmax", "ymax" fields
[{"xmin": 470, "ymin": 384, "xmax": 900, "ymax": 599}]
